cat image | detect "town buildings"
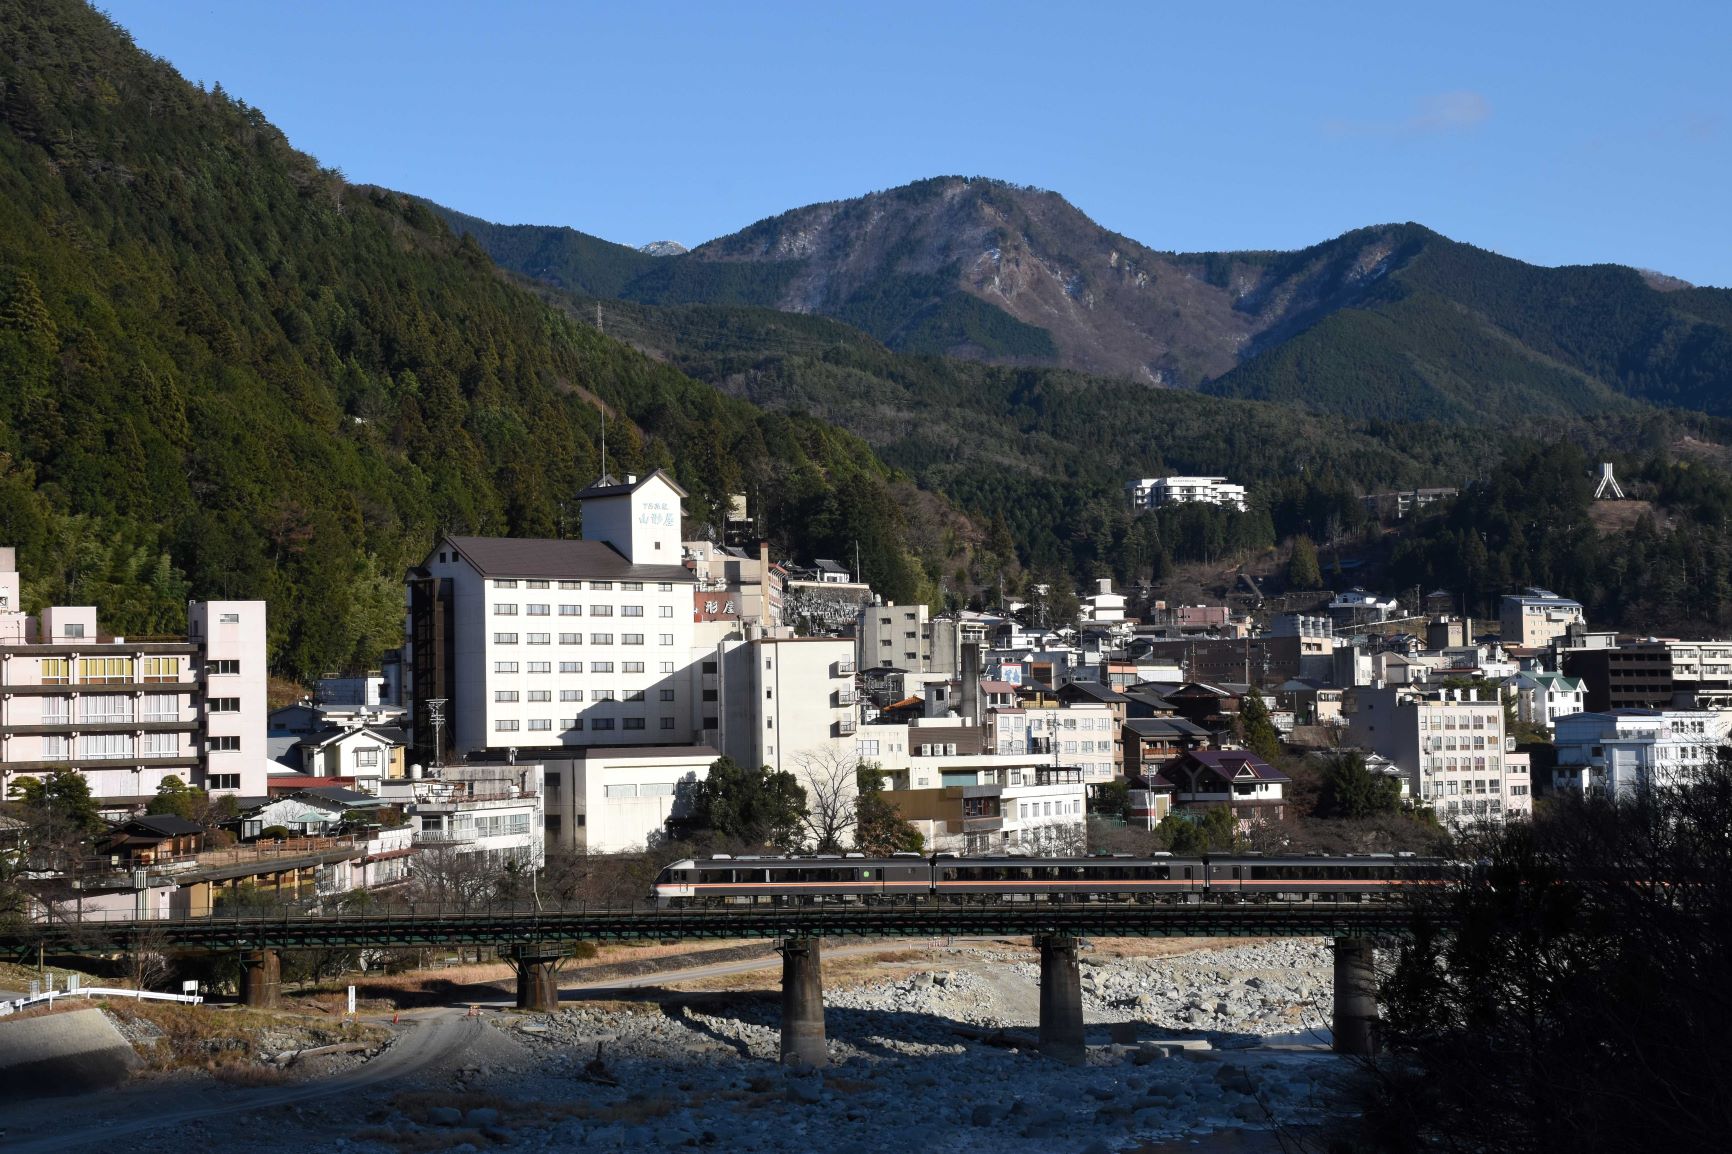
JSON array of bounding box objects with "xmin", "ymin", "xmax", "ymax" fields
[
  {"xmin": 1344, "ymin": 685, "xmax": 1532, "ymax": 827},
  {"xmin": 1503, "ymin": 672, "xmax": 1586, "ymax": 733},
  {"xmin": 1551, "ymin": 709, "xmax": 1728, "ymax": 795},
  {"xmin": 402, "ymin": 471, "xmax": 698, "ymax": 766},
  {"xmin": 1500, "ymin": 588, "xmax": 1586, "ymax": 648},
  {"xmin": 0, "ymin": 548, "xmax": 268, "ymax": 807}
]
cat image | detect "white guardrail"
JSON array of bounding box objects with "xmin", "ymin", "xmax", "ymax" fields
[{"xmin": 1, "ymin": 985, "xmax": 204, "ymax": 1017}]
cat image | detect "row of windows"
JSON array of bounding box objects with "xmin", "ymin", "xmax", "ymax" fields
[
  {"xmin": 497, "ymin": 688, "xmax": 675, "ymax": 702},
  {"xmin": 495, "ymin": 603, "xmax": 674, "ymax": 617},
  {"xmin": 492, "ymin": 661, "xmax": 676, "ymax": 674},
  {"xmin": 494, "ymin": 717, "xmax": 676, "ymax": 732},
  {"xmin": 493, "ymin": 633, "xmax": 671, "ymax": 646},
  {"xmin": 494, "ymin": 579, "xmax": 671, "ymax": 592}
]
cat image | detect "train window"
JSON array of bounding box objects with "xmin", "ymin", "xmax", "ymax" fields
[{"xmin": 1184, "ymin": 867, "xmax": 1194, "ymax": 880}]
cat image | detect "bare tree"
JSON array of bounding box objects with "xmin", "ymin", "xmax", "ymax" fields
[
  {"xmin": 126, "ymin": 925, "xmax": 171, "ymax": 992},
  {"xmin": 407, "ymin": 845, "xmax": 505, "ymax": 911},
  {"xmin": 792, "ymin": 745, "xmax": 860, "ymax": 853}
]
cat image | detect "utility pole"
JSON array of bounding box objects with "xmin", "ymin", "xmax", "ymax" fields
[
  {"xmin": 426, "ymin": 698, "xmax": 447, "ymax": 771},
  {"xmin": 596, "ymin": 302, "xmax": 603, "ymax": 333}
]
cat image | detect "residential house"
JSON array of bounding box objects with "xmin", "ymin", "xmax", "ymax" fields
[
  {"xmin": 1154, "ymin": 750, "xmax": 1290, "ymax": 833},
  {"xmin": 1503, "ymin": 672, "xmax": 1587, "ymax": 733}
]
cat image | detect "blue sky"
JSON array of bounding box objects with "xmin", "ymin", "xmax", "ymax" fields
[{"xmin": 102, "ymin": 1, "xmax": 1731, "ymax": 285}]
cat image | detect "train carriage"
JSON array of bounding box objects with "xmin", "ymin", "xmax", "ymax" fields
[
  {"xmin": 933, "ymin": 855, "xmax": 1209, "ymax": 904},
  {"xmin": 1206, "ymin": 854, "xmax": 1448, "ymax": 902},
  {"xmin": 652, "ymin": 854, "xmax": 930, "ymax": 908}
]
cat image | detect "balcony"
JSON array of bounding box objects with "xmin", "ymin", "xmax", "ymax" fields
[
  {"xmin": 835, "ymin": 659, "xmax": 855, "ymax": 677},
  {"xmin": 834, "ymin": 718, "xmax": 857, "ymax": 736},
  {"xmin": 835, "ymin": 690, "xmax": 856, "ymax": 706},
  {"xmin": 959, "ymin": 815, "xmax": 1004, "ymax": 834},
  {"xmin": 413, "ymin": 829, "xmax": 477, "ymax": 845}
]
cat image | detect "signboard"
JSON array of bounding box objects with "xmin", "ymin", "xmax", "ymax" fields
[
  {"xmin": 347, "ymin": 985, "xmax": 357, "ymax": 1016},
  {"xmin": 182, "ymin": 980, "xmax": 199, "ymax": 995},
  {"xmin": 693, "ymin": 589, "xmax": 742, "ymax": 622}
]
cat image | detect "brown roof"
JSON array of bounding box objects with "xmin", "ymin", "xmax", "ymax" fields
[
  {"xmin": 443, "ymin": 536, "xmax": 692, "ymax": 583},
  {"xmin": 574, "ymin": 469, "xmax": 689, "ymax": 500}
]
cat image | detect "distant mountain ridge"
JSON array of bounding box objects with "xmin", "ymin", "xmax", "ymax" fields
[{"xmin": 436, "ymin": 177, "xmax": 1732, "ymax": 423}]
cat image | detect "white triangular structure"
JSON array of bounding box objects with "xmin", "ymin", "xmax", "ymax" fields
[{"xmin": 1593, "ymin": 462, "xmax": 1624, "ymax": 500}]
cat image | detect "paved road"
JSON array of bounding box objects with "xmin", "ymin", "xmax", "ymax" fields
[{"xmin": 0, "ymin": 1007, "xmax": 482, "ymax": 1154}]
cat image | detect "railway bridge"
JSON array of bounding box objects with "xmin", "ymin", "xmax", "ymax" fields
[{"xmin": 1, "ymin": 903, "xmax": 1414, "ymax": 1061}]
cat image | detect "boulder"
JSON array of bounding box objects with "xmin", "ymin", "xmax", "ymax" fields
[{"xmin": 427, "ymin": 1106, "xmax": 462, "ymax": 1126}]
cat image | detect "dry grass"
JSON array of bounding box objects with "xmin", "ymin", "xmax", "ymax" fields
[
  {"xmin": 103, "ymin": 999, "xmax": 387, "ymax": 1077},
  {"xmin": 0, "ymin": 960, "xmax": 102, "ymax": 990}
]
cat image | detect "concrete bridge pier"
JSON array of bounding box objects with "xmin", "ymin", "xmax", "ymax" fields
[
  {"xmin": 779, "ymin": 936, "xmax": 827, "ymax": 1067},
  {"xmin": 1036, "ymin": 933, "xmax": 1085, "ymax": 1063},
  {"xmin": 1332, "ymin": 937, "xmax": 1378, "ymax": 1055},
  {"xmin": 511, "ymin": 945, "xmax": 564, "ymax": 1012},
  {"xmin": 240, "ymin": 948, "xmax": 281, "ymax": 1008}
]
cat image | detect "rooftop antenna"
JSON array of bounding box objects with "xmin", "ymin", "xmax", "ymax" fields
[{"xmin": 1593, "ymin": 462, "xmax": 1624, "ymax": 500}]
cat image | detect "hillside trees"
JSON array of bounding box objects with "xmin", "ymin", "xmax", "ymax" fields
[{"xmin": 0, "ymin": 0, "xmax": 948, "ymax": 679}]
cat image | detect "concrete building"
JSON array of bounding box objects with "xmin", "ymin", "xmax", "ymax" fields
[
  {"xmin": 878, "ymin": 762, "xmax": 1088, "ymax": 854},
  {"xmin": 1344, "ymin": 685, "xmax": 1531, "ymax": 828},
  {"xmin": 1085, "ymin": 579, "xmax": 1129, "ymax": 623},
  {"xmin": 685, "ymin": 540, "xmax": 781, "ymax": 632},
  {"xmin": 709, "ymin": 634, "xmax": 857, "ymax": 796},
  {"xmin": 1127, "ymin": 476, "xmax": 1249, "ymax": 513},
  {"xmin": 857, "ymin": 602, "xmax": 934, "ymax": 672},
  {"xmin": 380, "ymin": 761, "xmax": 546, "ymax": 869},
  {"xmin": 1552, "ymin": 709, "xmax": 1728, "ymax": 796},
  {"xmin": 402, "ymin": 471, "xmax": 697, "ymax": 765},
  {"xmin": 0, "ymin": 549, "xmax": 268, "ymax": 805},
  {"xmin": 538, "ymin": 745, "xmax": 716, "ymax": 853},
  {"xmin": 1500, "ymin": 588, "xmax": 1586, "ymax": 648}
]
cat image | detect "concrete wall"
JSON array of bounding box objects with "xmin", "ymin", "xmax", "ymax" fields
[{"xmin": 0, "ymin": 1007, "xmax": 141, "ymax": 1099}]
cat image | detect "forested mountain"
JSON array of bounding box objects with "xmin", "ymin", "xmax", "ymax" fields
[
  {"xmin": 445, "ymin": 178, "xmax": 1732, "ymax": 424},
  {"xmin": 0, "ymin": 0, "xmax": 949, "ymax": 680}
]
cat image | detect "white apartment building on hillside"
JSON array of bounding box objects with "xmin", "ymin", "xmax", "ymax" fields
[
  {"xmin": 402, "ymin": 472, "xmax": 698, "ymax": 763},
  {"xmin": 1127, "ymin": 476, "xmax": 1249, "ymax": 513},
  {"xmin": 1345, "ymin": 685, "xmax": 1532, "ymax": 828},
  {"xmin": 0, "ymin": 547, "xmax": 268, "ymax": 805},
  {"xmin": 859, "ymin": 601, "xmax": 932, "ymax": 670},
  {"xmin": 709, "ymin": 634, "xmax": 856, "ymax": 786}
]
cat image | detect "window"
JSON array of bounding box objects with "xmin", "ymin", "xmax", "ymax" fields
[
  {"xmin": 560, "ymin": 605, "xmax": 581, "ymax": 616},
  {"xmin": 622, "ymin": 581, "xmax": 643, "ymax": 592},
  {"xmin": 528, "ymin": 662, "xmax": 552, "ymax": 674},
  {"xmin": 659, "ymin": 606, "xmax": 674, "ymax": 618},
  {"xmin": 659, "ymin": 583, "xmax": 674, "ymax": 592},
  {"xmin": 495, "ymin": 580, "xmax": 518, "ymax": 588},
  {"xmin": 527, "ymin": 604, "xmax": 550, "ymax": 617},
  {"xmin": 702, "ymin": 661, "xmax": 718, "ymax": 674},
  {"xmin": 857, "ymin": 739, "xmax": 881, "ymax": 757},
  {"xmin": 624, "ymin": 718, "xmax": 646, "ymax": 730},
  {"xmin": 142, "ymin": 732, "xmax": 178, "ymax": 756},
  {"xmin": 528, "ymin": 690, "xmax": 551, "ymax": 702},
  {"xmin": 622, "ymin": 634, "xmax": 644, "ymax": 645},
  {"xmin": 625, "ymin": 689, "xmax": 646, "ymax": 702},
  {"xmin": 208, "ymin": 697, "xmax": 241, "ymax": 713},
  {"xmin": 622, "ymin": 605, "xmax": 644, "ymax": 617},
  {"xmin": 528, "ymin": 633, "xmax": 551, "ymax": 645},
  {"xmin": 591, "ymin": 662, "xmax": 614, "ymax": 673},
  {"xmin": 591, "ymin": 581, "xmax": 614, "ymax": 591},
  {"xmin": 591, "ymin": 633, "xmax": 613, "ymax": 645},
  {"xmin": 80, "ymin": 657, "xmax": 135, "ymax": 683},
  {"xmin": 219, "ymin": 613, "xmax": 239, "ymax": 624},
  {"xmin": 495, "ymin": 662, "xmax": 519, "ymax": 673},
  {"xmin": 495, "ymin": 633, "xmax": 519, "ymax": 645},
  {"xmin": 590, "ymin": 605, "xmax": 614, "ymax": 617},
  {"xmin": 208, "ymin": 773, "xmax": 241, "ymax": 791},
  {"xmin": 660, "ymin": 688, "xmax": 676, "ymax": 702},
  {"xmin": 143, "ymin": 695, "xmax": 179, "ymax": 721},
  {"xmin": 592, "ymin": 689, "xmax": 615, "ymax": 701},
  {"xmin": 591, "ymin": 718, "xmax": 615, "ymax": 731},
  {"xmin": 494, "ymin": 604, "xmax": 518, "ymax": 616},
  {"xmin": 560, "ymin": 633, "xmax": 581, "ymax": 645},
  {"xmin": 660, "ymin": 717, "xmax": 676, "ymax": 730},
  {"xmin": 209, "ymin": 735, "xmax": 241, "ymax": 752},
  {"xmin": 496, "ymin": 720, "xmax": 520, "ymax": 732},
  {"xmin": 526, "ymin": 580, "xmax": 549, "ymax": 589},
  {"xmin": 40, "ymin": 658, "xmax": 69, "ymax": 684},
  {"xmin": 84, "ymin": 697, "xmax": 133, "ymax": 723},
  {"xmin": 659, "ymin": 634, "xmax": 674, "ymax": 646},
  {"xmin": 559, "ymin": 580, "xmax": 581, "ymax": 590},
  {"xmin": 495, "ymin": 690, "xmax": 520, "ymax": 702},
  {"xmin": 660, "ymin": 662, "xmax": 675, "ymax": 673},
  {"xmin": 355, "ymin": 748, "xmax": 380, "ymax": 767},
  {"xmin": 42, "ymin": 735, "xmax": 71, "ymax": 761},
  {"xmin": 528, "ymin": 719, "xmax": 552, "ymax": 731},
  {"xmin": 559, "ymin": 661, "xmax": 582, "ymax": 673},
  {"xmin": 624, "ymin": 661, "xmax": 645, "ymax": 674},
  {"xmin": 562, "ymin": 718, "xmax": 582, "ymax": 730},
  {"xmin": 208, "ymin": 660, "xmax": 240, "ymax": 676}
]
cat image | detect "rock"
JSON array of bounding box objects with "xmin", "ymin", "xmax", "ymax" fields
[
  {"xmin": 1132, "ymin": 1043, "xmax": 1170, "ymax": 1064},
  {"xmin": 1085, "ymin": 1085, "xmax": 1116, "ymax": 1101},
  {"xmin": 970, "ymin": 1103, "xmax": 995, "ymax": 1126},
  {"xmin": 427, "ymin": 1106, "xmax": 461, "ymax": 1126},
  {"xmin": 464, "ymin": 1107, "xmax": 500, "ymax": 1127},
  {"xmin": 785, "ymin": 1075, "xmax": 823, "ymax": 1104}
]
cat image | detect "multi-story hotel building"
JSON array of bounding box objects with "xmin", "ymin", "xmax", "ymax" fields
[
  {"xmin": 403, "ymin": 472, "xmax": 698, "ymax": 764},
  {"xmin": 0, "ymin": 547, "xmax": 268, "ymax": 806}
]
